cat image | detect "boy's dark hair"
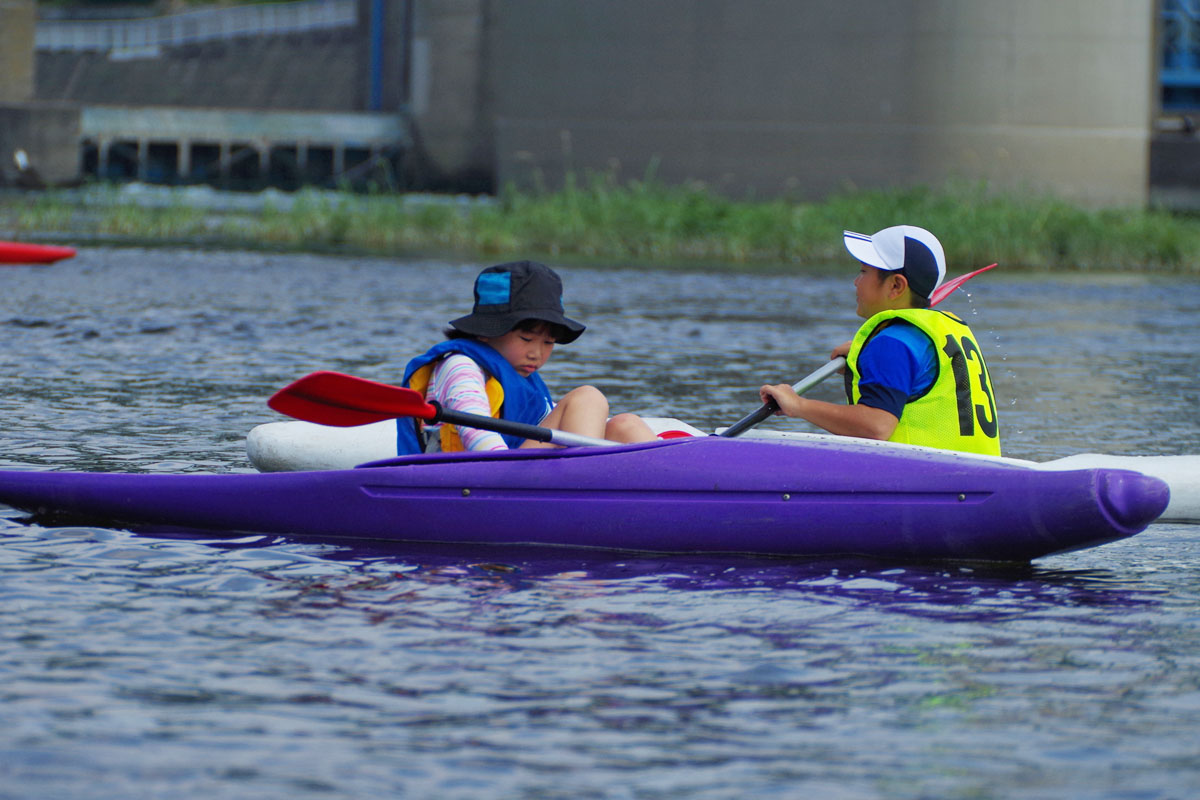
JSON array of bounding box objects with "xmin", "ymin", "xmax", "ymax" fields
[
  {"xmin": 908, "ymin": 289, "xmax": 931, "ymax": 309},
  {"xmin": 873, "ymin": 268, "xmax": 932, "ymax": 309}
]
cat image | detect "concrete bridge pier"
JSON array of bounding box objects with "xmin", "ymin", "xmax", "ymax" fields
[{"xmin": 2, "ymin": 0, "xmax": 80, "ymax": 186}]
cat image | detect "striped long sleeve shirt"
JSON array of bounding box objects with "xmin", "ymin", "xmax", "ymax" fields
[{"xmin": 427, "ymin": 354, "xmax": 513, "ymax": 451}]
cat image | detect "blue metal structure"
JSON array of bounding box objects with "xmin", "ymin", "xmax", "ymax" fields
[
  {"xmin": 368, "ymin": 0, "xmax": 385, "ymax": 111},
  {"xmin": 1163, "ymin": 0, "xmax": 1200, "ymax": 108}
]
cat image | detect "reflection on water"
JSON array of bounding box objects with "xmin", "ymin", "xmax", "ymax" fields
[
  {"xmin": 3, "ymin": 514, "xmax": 1198, "ymax": 798},
  {"xmin": 2, "ymin": 249, "xmax": 1199, "ymax": 798}
]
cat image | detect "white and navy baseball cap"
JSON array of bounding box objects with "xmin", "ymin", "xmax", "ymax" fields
[{"xmin": 843, "ymin": 225, "xmax": 946, "ymax": 299}]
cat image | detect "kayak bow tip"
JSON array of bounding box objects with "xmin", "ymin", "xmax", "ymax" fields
[{"xmin": 1098, "ymin": 470, "xmax": 1171, "ymax": 533}]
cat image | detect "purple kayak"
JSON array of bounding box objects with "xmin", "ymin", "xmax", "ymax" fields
[{"xmin": 0, "ymin": 436, "xmax": 1170, "ymax": 562}]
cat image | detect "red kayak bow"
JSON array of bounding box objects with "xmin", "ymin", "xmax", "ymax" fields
[{"xmin": 0, "ymin": 241, "xmax": 77, "ymax": 265}]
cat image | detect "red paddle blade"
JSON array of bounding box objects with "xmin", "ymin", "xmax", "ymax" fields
[
  {"xmin": 930, "ymin": 263, "xmax": 997, "ymax": 306},
  {"xmin": 268, "ymin": 371, "xmax": 437, "ymax": 427}
]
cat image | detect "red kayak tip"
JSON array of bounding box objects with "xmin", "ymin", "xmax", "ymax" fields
[{"xmin": 0, "ymin": 241, "xmax": 77, "ymax": 265}]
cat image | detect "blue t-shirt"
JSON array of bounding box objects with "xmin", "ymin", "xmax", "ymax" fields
[{"xmin": 856, "ymin": 321, "xmax": 936, "ymax": 419}]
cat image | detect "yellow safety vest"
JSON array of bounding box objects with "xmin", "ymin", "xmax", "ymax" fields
[
  {"xmin": 406, "ymin": 361, "xmax": 505, "ymax": 452},
  {"xmin": 846, "ymin": 309, "xmax": 1001, "ymax": 456}
]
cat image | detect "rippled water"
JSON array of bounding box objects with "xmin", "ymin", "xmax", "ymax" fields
[{"xmin": 2, "ymin": 248, "xmax": 1199, "ymax": 799}]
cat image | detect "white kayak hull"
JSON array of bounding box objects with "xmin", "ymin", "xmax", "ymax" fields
[
  {"xmin": 246, "ymin": 420, "xmax": 1198, "ymax": 524},
  {"xmin": 247, "ymin": 419, "xmax": 402, "ymax": 473},
  {"xmin": 245, "ymin": 418, "xmax": 708, "ymax": 472}
]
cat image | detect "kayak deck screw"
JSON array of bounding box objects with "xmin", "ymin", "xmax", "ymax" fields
[
  {"xmin": 462, "ymin": 488, "xmax": 471, "ymax": 497},
  {"xmin": 781, "ymin": 493, "xmax": 791, "ymax": 501},
  {"xmin": 958, "ymin": 493, "xmax": 966, "ymax": 501}
]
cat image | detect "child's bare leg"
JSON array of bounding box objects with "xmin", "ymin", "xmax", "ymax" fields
[
  {"xmin": 521, "ymin": 385, "xmax": 608, "ymax": 448},
  {"xmin": 605, "ymin": 413, "xmax": 658, "ymax": 443}
]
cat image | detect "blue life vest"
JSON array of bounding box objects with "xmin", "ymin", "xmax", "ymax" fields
[{"xmin": 394, "ymin": 338, "xmax": 554, "ymax": 454}]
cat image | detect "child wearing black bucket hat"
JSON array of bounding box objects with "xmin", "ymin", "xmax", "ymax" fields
[
  {"xmin": 396, "ymin": 261, "xmax": 657, "ymax": 453},
  {"xmin": 759, "ymin": 225, "xmax": 1001, "ymax": 456}
]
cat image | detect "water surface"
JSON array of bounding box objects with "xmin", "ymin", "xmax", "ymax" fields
[{"xmin": 1, "ymin": 249, "xmax": 1198, "ymax": 799}]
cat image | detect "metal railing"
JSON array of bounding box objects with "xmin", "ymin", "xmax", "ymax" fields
[{"xmin": 35, "ymin": 0, "xmax": 357, "ymax": 52}]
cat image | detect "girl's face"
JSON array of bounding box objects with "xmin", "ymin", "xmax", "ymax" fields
[{"xmin": 482, "ymin": 324, "xmax": 557, "ymax": 376}]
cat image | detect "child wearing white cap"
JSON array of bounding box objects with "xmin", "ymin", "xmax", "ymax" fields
[{"xmin": 759, "ymin": 226, "xmax": 1001, "ymax": 455}]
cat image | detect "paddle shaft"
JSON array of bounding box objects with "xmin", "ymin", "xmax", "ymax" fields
[
  {"xmin": 430, "ymin": 401, "xmax": 617, "ymax": 448},
  {"xmin": 718, "ymin": 262, "xmax": 997, "ymax": 439},
  {"xmin": 720, "ymin": 357, "xmax": 845, "ymax": 438},
  {"xmin": 269, "ymin": 370, "xmax": 618, "ymax": 448}
]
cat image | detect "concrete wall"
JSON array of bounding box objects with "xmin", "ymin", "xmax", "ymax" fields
[
  {"xmin": 32, "ymin": 0, "xmax": 494, "ymax": 190},
  {"xmin": 0, "ymin": 0, "xmax": 36, "ymax": 104},
  {"xmin": 908, "ymin": 1, "xmax": 1154, "ymax": 205},
  {"xmin": 2, "ymin": 1, "xmax": 80, "ymax": 187},
  {"xmin": 406, "ymin": 0, "xmax": 495, "ymax": 191},
  {"xmin": 37, "ymin": 28, "xmax": 363, "ymax": 111},
  {"xmin": 0, "ymin": 103, "xmax": 82, "ymax": 185},
  {"xmin": 18, "ymin": 0, "xmax": 1159, "ymax": 201},
  {"xmin": 491, "ymin": 0, "xmax": 1155, "ymax": 206}
]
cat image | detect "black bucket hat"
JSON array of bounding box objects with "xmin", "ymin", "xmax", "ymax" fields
[{"xmin": 448, "ymin": 261, "xmax": 586, "ymax": 344}]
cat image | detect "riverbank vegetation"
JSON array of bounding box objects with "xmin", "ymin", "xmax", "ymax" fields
[{"xmin": 2, "ymin": 177, "xmax": 1199, "ymax": 273}]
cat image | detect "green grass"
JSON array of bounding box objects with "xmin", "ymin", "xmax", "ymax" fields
[{"xmin": 3, "ymin": 177, "xmax": 1200, "ymax": 273}]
